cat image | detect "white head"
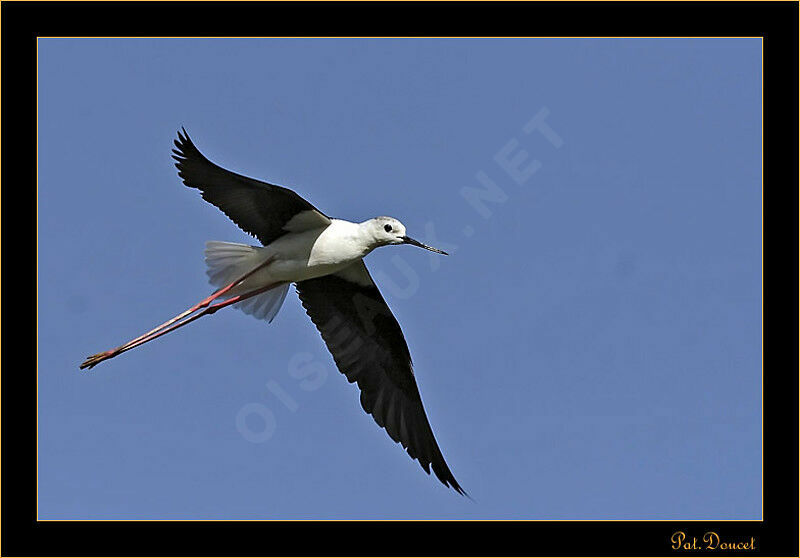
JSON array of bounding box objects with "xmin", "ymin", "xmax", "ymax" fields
[{"xmin": 362, "ymin": 216, "xmax": 448, "ymax": 254}]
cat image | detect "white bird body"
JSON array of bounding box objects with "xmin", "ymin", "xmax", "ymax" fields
[
  {"xmin": 207, "ymin": 218, "xmax": 382, "ymax": 297},
  {"xmin": 274, "ymin": 218, "xmax": 372, "ymax": 279}
]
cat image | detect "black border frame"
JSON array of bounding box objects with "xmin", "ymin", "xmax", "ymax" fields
[{"xmin": 3, "ymin": 1, "xmax": 797, "ymax": 556}]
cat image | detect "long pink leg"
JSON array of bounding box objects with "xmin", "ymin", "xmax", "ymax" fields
[
  {"xmin": 80, "ymin": 281, "xmax": 284, "ymax": 370},
  {"xmin": 106, "ymin": 254, "xmax": 278, "ymax": 350},
  {"xmin": 80, "ymin": 256, "xmax": 278, "ymax": 370}
]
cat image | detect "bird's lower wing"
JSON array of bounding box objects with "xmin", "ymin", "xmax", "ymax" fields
[{"xmin": 295, "ymin": 261, "xmax": 465, "ymax": 494}]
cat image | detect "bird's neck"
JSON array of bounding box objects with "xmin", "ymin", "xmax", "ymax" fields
[{"xmin": 356, "ymin": 221, "xmax": 383, "ymax": 254}]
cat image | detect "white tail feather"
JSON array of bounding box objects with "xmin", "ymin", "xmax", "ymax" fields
[
  {"xmin": 205, "ymin": 241, "xmax": 261, "ymax": 286},
  {"xmin": 204, "ymin": 241, "xmax": 289, "ymax": 323},
  {"xmin": 233, "ymin": 283, "xmax": 290, "ymax": 323}
]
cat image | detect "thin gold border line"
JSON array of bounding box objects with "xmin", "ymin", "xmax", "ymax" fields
[
  {"xmin": 34, "ymin": 35, "xmax": 765, "ymax": 523},
  {"xmin": 36, "ymin": 35, "xmax": 764, "ymax": 39},
  {"xmin": 35, "ymin": 521, "xmax": 766, "ymax": 523}
]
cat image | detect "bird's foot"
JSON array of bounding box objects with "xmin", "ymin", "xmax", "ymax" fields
[{"xmin": 79, "ymin": 349, "xmax": 118, "ymax": 370}]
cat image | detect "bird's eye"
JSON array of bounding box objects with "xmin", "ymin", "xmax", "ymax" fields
[{"xmin": 384, "ymin": 224, "xmax": 393, "ymax": 232}]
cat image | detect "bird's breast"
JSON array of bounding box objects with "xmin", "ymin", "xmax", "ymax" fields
[{"xmin": 267, "ymin": 222, "xmax": 370, "ymax": 282}]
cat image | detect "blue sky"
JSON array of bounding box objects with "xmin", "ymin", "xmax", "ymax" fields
[{"xmin": 37, "ymin": 38, "xmax": 761, "ymax": 520}]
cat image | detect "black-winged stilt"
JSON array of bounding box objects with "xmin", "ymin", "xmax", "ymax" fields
[{"xmin": 80, "ymin": 129, "xmax": 465, "ymax": 495}]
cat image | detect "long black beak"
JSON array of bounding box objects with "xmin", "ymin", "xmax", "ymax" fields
[{"xmin": 401, "ymin": 236, "xmax": 448, "ymax": 255}]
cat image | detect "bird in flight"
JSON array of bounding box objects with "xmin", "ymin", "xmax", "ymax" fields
[{"xmin": 80, "ymin": 129, "xmax": 466, "ymax": 495}]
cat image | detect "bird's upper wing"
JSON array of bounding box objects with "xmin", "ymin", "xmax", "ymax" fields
[
  {"xmin": 172, "ymin": 129, "xmax": 331, "ymax": 246},
  {"xmin": 295, "ymin": 261, "xmax": 465, "ymax": 494}
]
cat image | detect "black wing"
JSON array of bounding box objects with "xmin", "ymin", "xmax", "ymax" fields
[
  {"xmin": 295, "ymin": 261, "xmax": 466, "ymax": 495},
  {"xmin": 172, "ymin": 129, "xmax": 331, "ymax": 246}
]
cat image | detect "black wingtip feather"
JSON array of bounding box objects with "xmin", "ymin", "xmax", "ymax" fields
[{"xmin": 295, "ymin": 272, "xmax": 468, "ymax": 497}]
